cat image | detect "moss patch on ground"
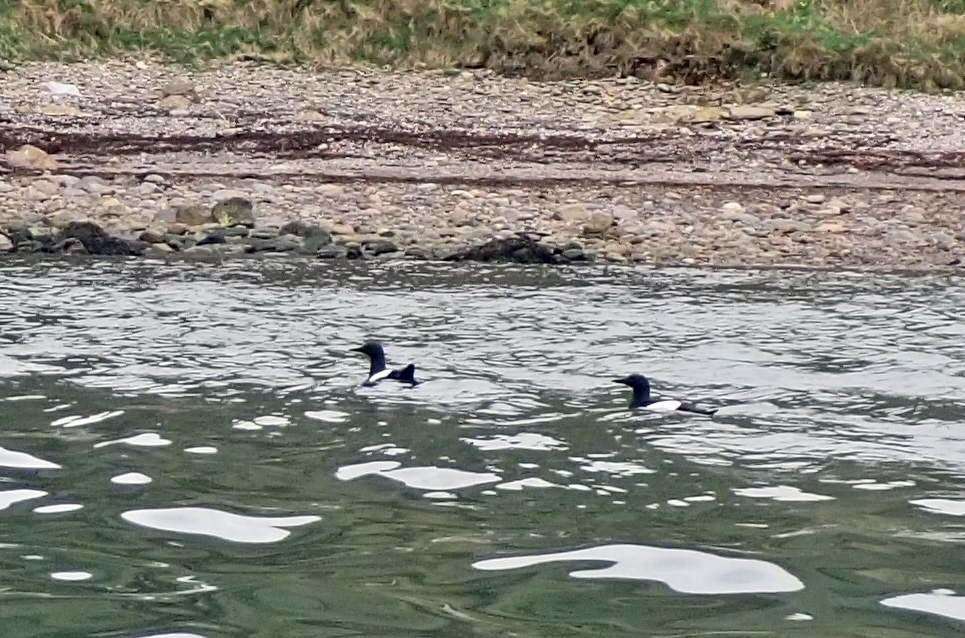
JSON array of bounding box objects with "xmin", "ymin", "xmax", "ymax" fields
[{"xmin": 1, "ymin": 0, "xmax": 963, "ymax": 90}]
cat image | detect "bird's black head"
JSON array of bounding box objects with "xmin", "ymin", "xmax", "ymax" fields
[
  {"xmin": 613, "ymin": 374, "xmax": 652, "ymax": 408},
  {"xmin": 613, "ymin": 374, "xmax": 650, "ymax": 390},
  {"xmin": 351, "ymin": 341, "xmax": 384, "ymax": 359},
  {"xmin": 352, "ymin": 341, "xmax": 388, "ymax": 376}
]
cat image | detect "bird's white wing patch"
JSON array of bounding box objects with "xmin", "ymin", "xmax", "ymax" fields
[
  {"xmin": 645, "ymin": 400, "xmax": 682, "ymax": 413},
  {"xmin": 367, "ymin": 369, "xmax": 392, "ymax": 383}
]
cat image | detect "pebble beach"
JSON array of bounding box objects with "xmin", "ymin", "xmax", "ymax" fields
[{"xmin": 1, "ymin": 60, "xmax": 963, "ymax": 269}]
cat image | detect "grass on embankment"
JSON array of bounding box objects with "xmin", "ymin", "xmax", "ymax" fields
[{"xmin": 0, "ymin": 0, "xmax": 963, "ymax": 90}]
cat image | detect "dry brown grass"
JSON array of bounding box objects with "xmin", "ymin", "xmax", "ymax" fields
[{"xmin": 1, "ymin": 0, "xmax": 962, "ymax": 90}]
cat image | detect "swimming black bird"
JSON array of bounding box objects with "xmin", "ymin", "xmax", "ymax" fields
[
  {"xmin": 351, "ymin": 341, "xmax": 419, "ymax": 386},
  {"xmin": 613, "ymin": 374, "xmax": 716, "ymax": 416}
]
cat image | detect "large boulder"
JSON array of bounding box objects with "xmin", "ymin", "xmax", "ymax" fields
[
  {"xmin": 174, "ymin": 204, "xmax": 210, "ymax": 226},
  {"xmin": 211, "ymin": 197, "xmax": 255, "ymax": 227}
]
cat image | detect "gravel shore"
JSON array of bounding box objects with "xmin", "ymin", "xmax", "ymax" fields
[{"xmin": 1, "ymin": 61, "xmax": 963, "ymax": 269}]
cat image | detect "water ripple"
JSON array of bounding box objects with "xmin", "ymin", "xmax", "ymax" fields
[
  {"xmin": 1, "ymin": 260, "xmax": 964, "ymax": 636},
  {"xmin": 473, "ymin": 544, "xmax": 804, "ymax": 594}
]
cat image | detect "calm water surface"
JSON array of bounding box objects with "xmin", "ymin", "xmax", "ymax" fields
[{"xmin": 0, "ymin": 259, "xmax": 963, "ymax": 637}]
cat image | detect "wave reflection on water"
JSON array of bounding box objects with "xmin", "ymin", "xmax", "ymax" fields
[{"xmin": 0, "ymin": 259, "xmax": 964, "ymax": 637}]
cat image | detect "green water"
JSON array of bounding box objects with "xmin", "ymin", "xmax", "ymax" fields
[{"xmin": 0, "ymin": 260, "xmax": 963, "ymax": 637}]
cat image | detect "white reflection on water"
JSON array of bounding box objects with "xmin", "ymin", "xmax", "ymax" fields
[
  {"xmin": 473, "ymin": 543, "xmax": 804, "ymax": 594},
  {"xmin": 910, "ymin": 499, "xmax": 965, "ymax": 517},
  {"xmin": 0, "ymin": 354, "xmax": 64, "ymax": 377},
  {"xmin": 121, "ymin": 507, "xmax": 320, "ymax": 543},
  {"xmin": 0, "ymin": 446, "xmax": 60, "ymax": 469},
  {"xmin": 496, "ymin": 478, "xmax": 563, "ymax": 491},
  {"xmin": 733, "ymin": 485, "xmax": 835, "ymax": 502},
  {"xmin": 852, "ymin": 480, "xmax": 916, "ymax": 491},
  {"xmin": 94, "ymin": 433, "xmax": 172, "ymax": 448},
  {"xmin": 50, "ymin": 571, "xmax": 92, "ymax": 581},
  {"xmin": 462, "ymin": 432, "xmax": 568, "ymax": 451},
  {"xmin": 253, "ymin": 415, "xmax": 289, "ymax": 427},
  {"xmin": 423, "ymin": 491, "xmax": 457, "ymax": 499},
  {"xmin": 571, "ymin": 458, "xmax": 655, "ymax": 477},
  {"xmin": 111, "ymin": 472, "xmax": 153, "ymax": 485},
  {"xmin": 183, "ymin": 447, "xmax": 218, "ymax": 455},
  {"xmin": 359, "ymin": 443, "xmax": 410, "ymax": 456},
  {"xmin": 882, "ymin": 589, "xmax": 965, "ymax": 622},
  {"xmin": 305, "ymin": 410, "xmax": 349, "ymax": 423},
  {"xmin": 51, "ymin": 410, "xmax": 124, "ymax": 428},
  {"xmin": 0, "ymin": 489, "xmax": 48, "ymax": 511},
  {"xmin": 337, "ymin": 461, "xmax": 500, "ymax": 490},
  {"xmin": 34, "ymin": 503, "xmax": 83, "ymax": 514}
]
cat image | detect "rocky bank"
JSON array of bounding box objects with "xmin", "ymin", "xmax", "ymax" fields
[{"xmin": 0, "ymin": 61, "xmax": 962, "ymax": 268}]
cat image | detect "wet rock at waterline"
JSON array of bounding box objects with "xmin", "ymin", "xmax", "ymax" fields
[
  {"xmin": 0, "ymin": 224, "xmax": 611, "ymax": 264},
  {"xmin": 50, "ymin": 237, "xmax": 87, "ymax": 255},
  {"xmin": 246, "ymin": 235, "xmax": 301, "ymax": 253},
  {"xmin": 280, "ymin": 221, "xmax": 333, "ymax": 253},
  {"xmin": 444, "ymin": 236, "xmax": 560, "ymax": 264},
  {"xmin": 316, "ymin": 245, "xmax": 349, "ymax": 259},
  {"xmin": 1, "ymin": 221, "xmax": 144, "ymax": 256},
  {"xmin": 196, "ymin": 231, "xmax": 227, "ymax": 246},
  {"xmin": 362, "ymin": 239, "xmax": 399, "ymax": 256},
  {"xmin": 59, "ymin": 222, "xmax": 145, "ymax": 255},
  {"xmin": 137, "ymin": 230, "xmax": 166, "ymax": 244},
  {"xmin": 144, "ymin": 243, "xmax": 175, "ymax": 258}
]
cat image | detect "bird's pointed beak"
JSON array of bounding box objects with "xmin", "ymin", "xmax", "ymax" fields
[
  {"xmin": 612, "ymin": 378, "xmax": 628, "ymax": 385},
  {"xmin": 349, "ymin": 346, "xmax": 364, "ymax": 353}
]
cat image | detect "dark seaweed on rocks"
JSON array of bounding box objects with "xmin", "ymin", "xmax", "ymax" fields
[
  {"xmin": 446, "ymin": 236, "xmax": 559, "ymax": 264},
  {"xmin": 2, "ymin": 221, "xmax": 145, "ymax": 256},
  {"xmin": 58, "ymin": 222, "xmax": 145, "ymax": 255}
]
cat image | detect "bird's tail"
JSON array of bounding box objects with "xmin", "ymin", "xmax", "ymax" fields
[
  {"xmin": 389, "ymin": 364, "xmax": 419, "ymax": 386},
  {"xmin": 679, "ymin": 404, "xmax": 717, "ymax": 417}
]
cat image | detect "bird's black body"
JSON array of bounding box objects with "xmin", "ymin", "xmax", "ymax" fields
[
  {"xmin": 613, "ymin": 374, "xmax": 716, "ymax": 416},
  {"xmin": 351, "ymin": 342, "xmax": 420, "ymax": 386}
]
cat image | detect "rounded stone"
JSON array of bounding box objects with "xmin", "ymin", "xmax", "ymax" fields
[
  {"xmin": 211, "ymin": 197, "xmax": 255, "ymax": 227},
  {"xmin": 583, "ymin": 212, "xmax": 614, "ymax": 236},
  {"xmin": 137, "ymin": 182, "xmax": 159, "ymax": 196},
  {"xmin": 174, "ymin": 204, "xmax": 210, "ymax": 226}
]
